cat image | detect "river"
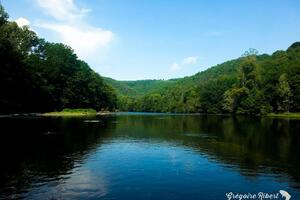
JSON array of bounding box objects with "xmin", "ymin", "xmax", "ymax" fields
[{"xmin": 0, "ymin": 113, "xmax": 299, "ymax": 199}]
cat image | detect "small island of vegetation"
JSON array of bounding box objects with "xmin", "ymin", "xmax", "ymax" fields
[{"xmin": 43, "ymin": 108, "xmax": 97, "ymax": 116}]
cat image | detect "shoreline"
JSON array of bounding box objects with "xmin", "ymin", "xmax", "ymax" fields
[
  {"xmin": 42, "ymin": 111, "xmax": 114, "ymax": 117},
  {"xmin": 0, "ymin": 112, "xmax": 299, "ymax": 118},
  {"xmin": 0, "ymin": 112, "xmax": 115, "ymax": 118},
  {"xmin": 266, "ymin": 112, "xmax": 300, "ymax": 118}
]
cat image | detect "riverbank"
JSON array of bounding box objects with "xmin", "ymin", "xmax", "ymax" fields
[
  {"xmin": 267, "ymin": 112, "xmax": 300, "ymax": 118},
  {"xmin": 42, "ymin": 112, "xmax": 114, "ymax": 117},
  {"xmin": 1, "ymin": 111, "xmax": 300, "ymax": 118},
  {"xmin": 42, "ymin": 109, "xmax": 114, "ymax": 117}
]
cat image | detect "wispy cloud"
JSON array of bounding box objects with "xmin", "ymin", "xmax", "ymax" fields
[
  {"xmin": 37, "ymin": 0, "xmax": 90, "ymax": 22},
  {"xmin": 15, "ymin": 17, "xmax": 30, "ymax": 27},
  {"xmin": 182, "ymin": 56, "xmax": 198, "ymax": 65},
  {"xmin": 169, "ymin": 56, "xmax": 198, "ymax": 72},
  {"xmin": 35, "ymin": 0, "xmax": 114, "ymax": 63},
  {"xmin": 170, "ymin": 63, "xmax": 181, "ymax": 72}
]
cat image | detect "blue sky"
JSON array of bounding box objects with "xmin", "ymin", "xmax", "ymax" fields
[{"xmin": 3, "ymin": 0, "xmax": 300, "ymax": 80}]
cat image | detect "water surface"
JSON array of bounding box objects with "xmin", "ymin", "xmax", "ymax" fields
[{"xmin": 0, "ymin": 113, "xmax": 299, "ymax": 199}]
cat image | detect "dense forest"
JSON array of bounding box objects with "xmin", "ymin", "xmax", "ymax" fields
[
  {"xmin": 111, "ymin": 45, "xmax": 300, "ymax": 115},
  {"xmin": 0, "ymin": 6, "xmax": 116, "ymax": 114},
  {"xmin": 1, "ymin": 5, "xmax": 299, "ymax": 115}
]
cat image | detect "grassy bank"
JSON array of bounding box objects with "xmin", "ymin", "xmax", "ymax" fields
[
  {"xmin": 43, "ymin": 108, "xmax": 106, "ymax": 116},
  {"xmin": 267, "ymin": 112, "xmax": 300, "ymax": 118}
]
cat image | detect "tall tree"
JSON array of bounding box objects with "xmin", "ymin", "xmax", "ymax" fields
[
  {"xmin": 277, "ymin": 73, "xmax": 292, "ymax": 112},
  {"xmin": 0, "ymin": 5, "xmax": 117, "ymax": 113}
]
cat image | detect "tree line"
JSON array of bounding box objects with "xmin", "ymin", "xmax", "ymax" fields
[
  {"xmin": 117, "ymin": 43, "xmax": 300, "ymax": 115},
  {"xmin": 0, "ymin": 6, "xmax": 116, "ymax": 114},
  {"xmin": 1, "ymin": 5, "xmax": 299, "ymax": 115}
]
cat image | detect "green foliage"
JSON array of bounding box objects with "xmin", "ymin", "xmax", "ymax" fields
[
  {"xmin": 241, "ymin": 48, "xmax": 259, "ymax": 57},
  {"xmin": 238, "ymin": 56, "xmax": 260, "ymax": 89},
  {"xmin": 112, "ymin": 42, "xmax": 300, "ymax": 115},
  {"xmin": 237, "ymin": 88, "xmax": 264, "ymax": 115},
  {"xmin": 199, "ymin": 76, "xmax": 236, "ymax": 113},
  {"xmin": 105, "ymin": 78, "xmax": 177, "ymax": 97},
  {"xmin": 223, "ymin": 87, "xmax": 248, "ymax": 113},
  {"xmin": 277, "ymin": 73, "xmax": 292, "ymax": 112},
  {"xmin": 62, "ymin": 108, "xmax": 97, "ymax": 113},
  {"xmin": 0, "ymin": 6, "xmax": 116, "ymax": 114},
  {"xmin": 267, "ymin": 112, "xmax": 300, "ymax": 118},
  {"xmin": 0, "ymin": 5, "xmax": 8, "ymax": 25}
]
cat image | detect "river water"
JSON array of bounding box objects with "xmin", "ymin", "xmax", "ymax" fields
[{"xmin": 0, "ymin": 113, "xmax": 299, "ymax": 199}]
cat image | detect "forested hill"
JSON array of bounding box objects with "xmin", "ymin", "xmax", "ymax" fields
[
  {"xmin": 1, "ymin": 5, "xmax": 299, "ymax": 115},
  {"xmin": 104, "ymin": 54, "xmax": 269, "ymax": 98},
  {"xmin": 105, "ymin": 58, "xmax": 242, "ymax": 98},
  {"xmin": 0, "ymin": 6, "xmax": 116, "ymax": 114},
  {"xmin": 110, "ymin": 43, "xmax": 300, "ymax": 115},
  {"xmin": 103, "ymin": 77, "xmax": 178, "ymax": 97}
]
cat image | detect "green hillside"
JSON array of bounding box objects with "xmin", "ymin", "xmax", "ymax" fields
[
  {"xmin": 104, "ymin": 59, "xmax": 242, "ymax": 97},
  {"xmin": 104, "ymin": 78, "xmax": 179, "ymax": 97},
  {"xmin": 105, "ymin": 43, "xmax": 300, "ymax": 115}
]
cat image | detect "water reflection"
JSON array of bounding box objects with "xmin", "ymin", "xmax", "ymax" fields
[{"xmin": 0, "ymin": 113, "xmax": 299, "ymax": 199}]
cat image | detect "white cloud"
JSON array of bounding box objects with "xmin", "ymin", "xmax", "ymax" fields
[
  {"xmin": 37, "ymin": 0, "xmax": 90, "ymax": 22},
  {"xmin": 15, "ymin": 17, "xmax": 30, "ymax": 27},
  {"xmin": 182, "ymin": 56, "xmax": 198, "ymax": 65},
  {"xmin": 38, "ymin": 22, "xmax": 114, "ymax": 59},
  {"xmin": 170, "ymin": 63, "xmax": 181, "ymax": 72},
  {"xmin": 170, "ymin": 56, "xmax": 198, "ymax": 72},
  {"xmin": 35, "ymin": 0, "xmax": 114, "ymax": 64}
]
